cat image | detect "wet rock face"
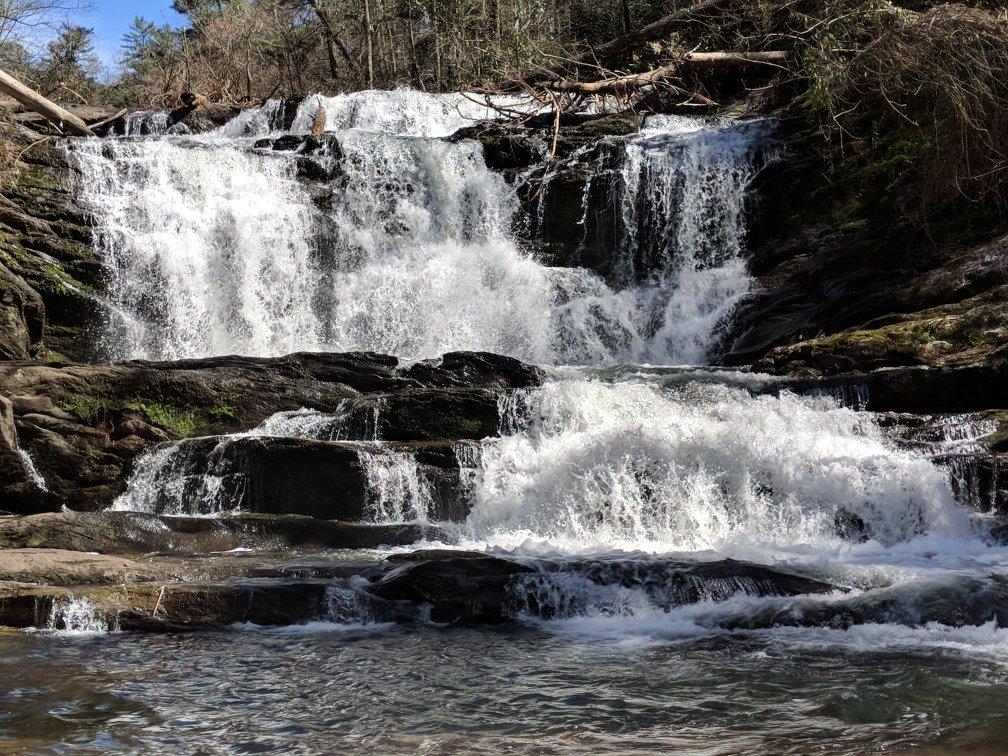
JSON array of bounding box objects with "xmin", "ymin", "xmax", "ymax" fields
[
  {"xmin": 0, "ymin": 110, "xmax": 98, "ymax": 363},
  {"xmin": 723, "ymin": 113, "xmax": 1008, "ymax": 377},
  {"xmin": 140, "ymin": 436, "xmax": 473, "ymax": 521},
  {"xmin": 0, "ymin": 511, "xmax": 448, "ymax": 554},
  {"xmin": 0, "ymin": 351, "xmax": 542, "ymax": 515},
  {"xmin": 370, "ymin": 552, "xmax": 537, "ymax": 625},
  {"xmin": 0, "ymin": 544, "xmax": 844, "ymax": 632},
  {"xmin": 253, "ymin": 133, "xmax": 344, "ymax": 182}
]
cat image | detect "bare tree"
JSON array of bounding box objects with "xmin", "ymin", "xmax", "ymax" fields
[{"xmin": 0, "ymin": 0, "xmax": 90, "ymax": 48}]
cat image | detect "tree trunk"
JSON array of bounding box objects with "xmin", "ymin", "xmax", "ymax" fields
[
  {"xmin": 308, "ymin": 0, "xmax": 359, "ymax": 82},
  {"xmin": 0, "ymin": 68, "xmax": 94, "ymax": 136},
  {"xmin": 364, "ymin": 0, "xmax": 375, "ymax": 88}
]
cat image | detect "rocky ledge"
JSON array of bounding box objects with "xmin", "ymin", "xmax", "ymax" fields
[
  {"xmin": 3, "ymin": 346, "xmax": 1007, "ymax": 519},
  {"xmin": 4, "ymin": 512, "xmax": 1008, "ymax": 635},
  {"xmin": 0, "ymin": 511, "xmax": 844, "ymax": 631},
  {"xmin": 0, "ymin": 350, "xmax": 541, "ymax": 514}
]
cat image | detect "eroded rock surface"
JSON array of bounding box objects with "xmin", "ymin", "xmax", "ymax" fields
[{"xmin": 0, "ymin": 351, "xmax": 542, "ymax": 514}]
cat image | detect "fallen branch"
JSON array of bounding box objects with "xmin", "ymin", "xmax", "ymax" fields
[
  {"xmin": 546, "ymin": 66, "xmax": 684, "ymax": 94},
  {"xmin": 311, "ymin": 104, "xmax": 327, "ymax": 134},
  {"xmin": 544, "ymin": 51, "xmax": 787, "ymax": 95},
  {"xmin": 680, "ymin": 50, "xmax": 788, "ymax": 68},
  {"xmin": 0, "ymin": 68, "xmax": 94, "ymax": 137},
  {"xmin": 87, "ymin": 108, "xmax": 128, "ymax": 132},
  {"xmin": 152, "ymin": 586, "xmax": 166, "ymax": 617}
]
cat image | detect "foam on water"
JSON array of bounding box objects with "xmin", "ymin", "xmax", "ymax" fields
[
  {"xmin": 72, "ymin": 91, "xmax": 771, "ymax": 365},
  {"xmin": 462, "ymin": 377, "xmax": 972, "ymax": 556},
  {"xmin": 528, "ymin": 601, "xmax": 1008, "ymax": 657}
]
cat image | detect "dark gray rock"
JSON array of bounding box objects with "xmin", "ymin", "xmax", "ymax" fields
[{"xmin": 0, "ymin": 351, "xmax": 539, "ymax": 514}]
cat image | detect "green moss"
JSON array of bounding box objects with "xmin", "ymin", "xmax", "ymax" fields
[
  {"xmin": 123, "ymin": 400, "xmax": 201, "ymax": 437},
  {"xmin": 37, "ymin": 263, "xmax": 95, "ymax": 296},
  {"xmin": 451, "ymin": 416, "xmax": 485, "ymax": 438},
  {"xmin": 61, "ymin": 393, "xmax": 107, "ymax": 423},
  {"xmin": 208, "ymin": 403, "xmax": 239, "ymax": 423},
  {"xmin": 38, "ymin": 348, "xmax": 71, "ymax": 364}
]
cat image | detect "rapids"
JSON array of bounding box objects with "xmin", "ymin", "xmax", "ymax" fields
[{"xmin": 56, "ymin": 89, "xmax": 1008, "ymax": 674}]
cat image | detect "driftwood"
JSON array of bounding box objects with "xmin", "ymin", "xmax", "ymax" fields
[
  {"xmin": 87, "ymin": 108, "xmax": 128, "ymax": 131},
  {"xmin": 0, "ymin": 68, "xmax": 94, "ymax": 137},
  {"xmin": 545, "ymin": 51, "xmax": 787, "ymax": 96}
]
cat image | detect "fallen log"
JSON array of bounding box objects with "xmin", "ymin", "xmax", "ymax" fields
[
  {"xmin": 87, "ymin": 108, "xmax": 128, "ymax": 131},
  {"xmin": 544, "ymin": 51, "xmax": 787, "ymax": 95},
  {"xmin": 681, "ymin": 50, "xmax": 788, "ymax": 67},
  {"xmin": 0, "ymin": 68, "xmax": 94, "ymax": 137},
  {"xmin": 547, "ymin": 66, "xmax": 684, "ymax": 94}
]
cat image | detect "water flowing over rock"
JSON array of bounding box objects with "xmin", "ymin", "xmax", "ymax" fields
[
  {"xmin": 4, "ymin": 89, "xmax": 1008, "ymax": 682},
  {"xmin": 69, "ymin": 96, "xmax": 774, "ymax": 366}
]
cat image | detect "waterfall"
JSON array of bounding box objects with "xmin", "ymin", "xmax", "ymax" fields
[
  {"xmin": 550, "ymin": 116, "xmax": 776, "ymax": 365},
  {"xmin": 73, "ymin": 138, "xmax": 322, "ymax": 361},
  {"xmin": 72, "ymin": 92, "xmax": 772, "ymax": 365},
  {"xmin": 289, "ymin": 90, "xmax": 534, "ymax": 138},
  {"xmin": 358, "ymin": 447, "xmax": 432, "ymax": 523},
  {"xmin": 98, "ymin": 92, "xmax": 981, "ymax": 563},
  {"xmin": 463, "ymin": 376, "xmax": 971, "ymax": 554}
]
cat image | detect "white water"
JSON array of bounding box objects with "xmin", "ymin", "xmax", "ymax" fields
[
  {"xmin": 290, "ymin": 90, "xmax": 540, "ymax": 138},
  {"xmin": 18, "ymin": 448, "xmax": 49, "ymax": 492},
  {"xmin": 84, "ymin": 90, "xmax": 1008, "ymax": 650},
  {"xmin": 465, "ymin": 378, "xmax": 971, "ymax": 555},
  {"xmin": 42, "ymin": 596, "xmax": 110, "ymax": 634},
  {"xmin": 72, "ymin": 92, "xmax": 771, "ymax": 365},
  {"xmin": 73, "ymin": 138, "xmax": 321, "ymax": 361}
]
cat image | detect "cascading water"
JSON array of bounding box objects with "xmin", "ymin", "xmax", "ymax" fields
[
  {"xmin": 465, "ymin": 377, "xmax": 972, "ymax": 555},
  {"xmin": 73, "ymin": 137, "xmax": 322, "ymax": 361},
  {"xmin": 71, "ymin": 92, "xmax": 771, "ymax": 365},
  {"xmin": 85, "ymin": 90, "xmax": 1008, "ymax": 654}
]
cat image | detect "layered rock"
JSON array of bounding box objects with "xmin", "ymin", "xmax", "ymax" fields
[
  {"xmin": 724, "ymin": 113, "xmax": 1008, "ymax": 381},
  {"xmin": 0, "ymin": 351, "xmax": 541, "ymax": 515},
  {"xmin": 0, "ymin": 105, "xmax": 98, "ymax": 362},
  {"xmin": 0, "ymin": 528, "xmax": 843, "ymax": 632}
]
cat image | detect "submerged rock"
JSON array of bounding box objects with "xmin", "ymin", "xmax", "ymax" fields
[{"xmin": 369, "ymin": 551, "xmax": 536, "ymax": 625}]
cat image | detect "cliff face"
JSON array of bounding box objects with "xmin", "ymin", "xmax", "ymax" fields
[
  {"xmin": 0, "ymin": 108, "xmax": 100, "ymax": 363},
  {"xmin": 1, "ymin": 97, "xmax": 1006, "ymax": 518},
  {"xmin": 728, "ymin": 116, "xmax": 1008, "ymax": 379}
]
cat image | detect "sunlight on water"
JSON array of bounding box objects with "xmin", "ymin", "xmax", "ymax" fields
[{"xmin": 71, "ymin": 93, "xmax": 774, "ymax": 366}]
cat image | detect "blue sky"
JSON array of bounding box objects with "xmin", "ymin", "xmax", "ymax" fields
[{"xmin": 74, "ymin": 0, "xmax": 185, "ymax": 71}]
